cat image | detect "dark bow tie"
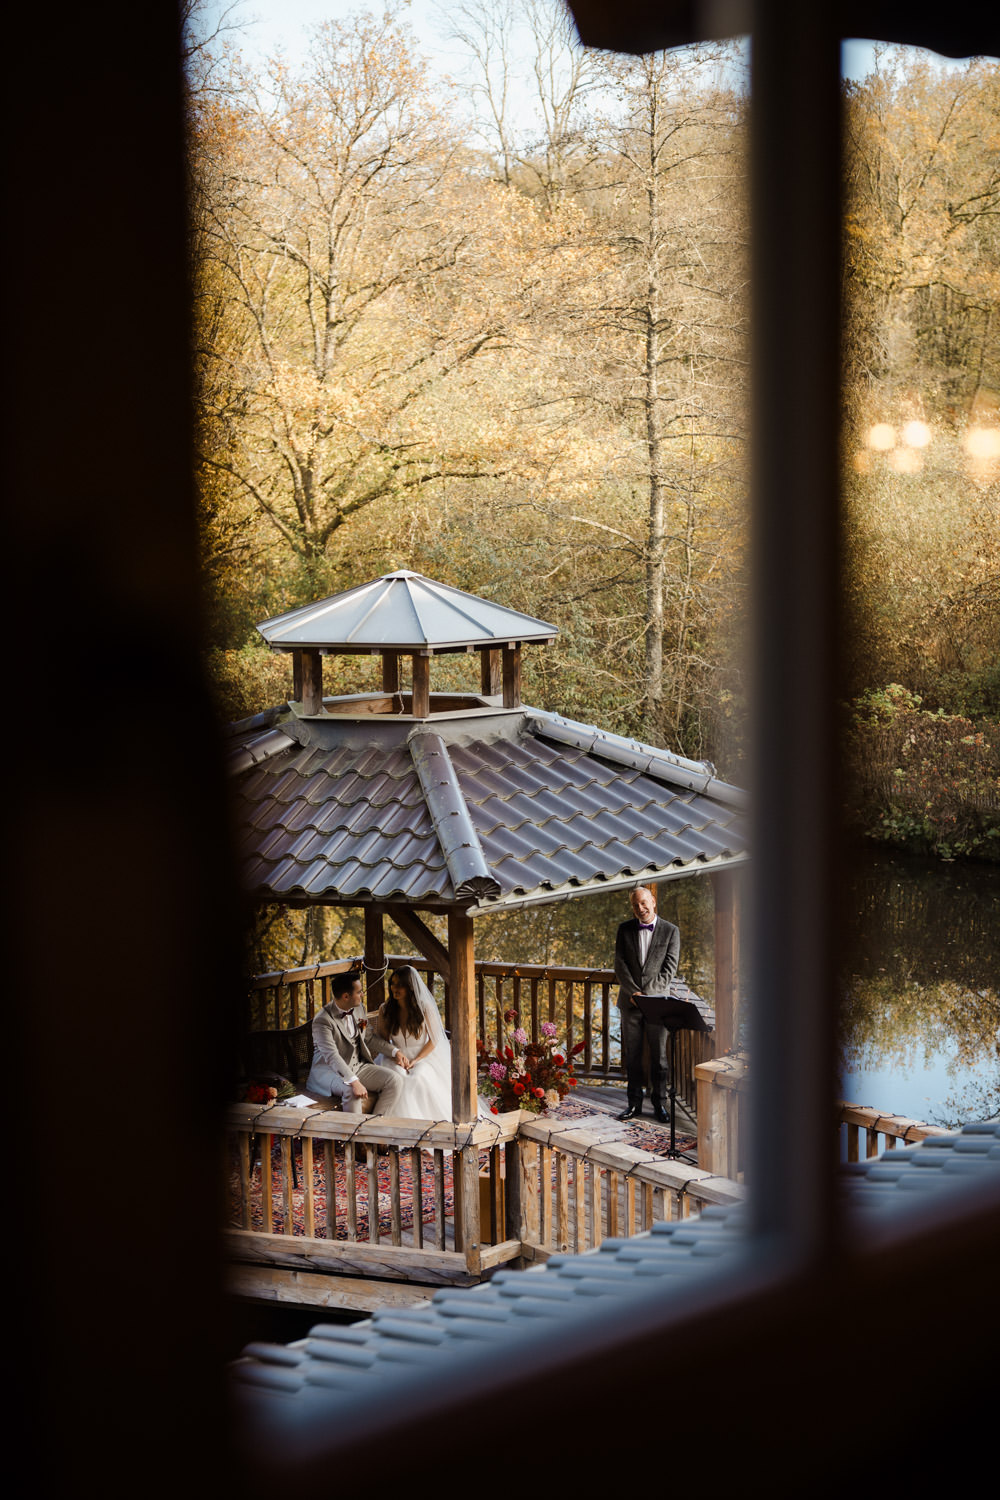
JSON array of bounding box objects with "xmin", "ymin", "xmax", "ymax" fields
[{"xmin": 638, "ymin": 921, "xmax": 655, "ymax": 929}]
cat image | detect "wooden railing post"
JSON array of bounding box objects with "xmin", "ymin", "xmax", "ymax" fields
[{"xmin": 458, "ymin": 1142, "xmax": 482, "ymax": 1275}]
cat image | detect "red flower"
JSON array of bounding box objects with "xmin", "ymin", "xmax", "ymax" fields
[
  {"xmin": 568, "ymin": 1077, "xmax": 578, "ymax": 1086},
  {"xmin": 491, "ymin": 1104, "xmax": 498, "ymax": 1114},
  {"xmin": 533, "ymin": 1088, "xmax": 544, "ymax": 1098},
  {"xmin": 553, "ymin": 1053, "xmax": 565, "ymax": 1065},
  {"xmin": 571, "ymin": 1041, "xmax": 586, "ymax": 1055},
  {"xmin": 505, "ymin": 1046, "xmax": 514, "ymax": 1060},
  {"xmin": 513, "ymin": 1082, "xmax": 525, "ymax": 1096}
]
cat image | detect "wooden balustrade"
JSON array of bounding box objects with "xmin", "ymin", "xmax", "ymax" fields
[
  {"xmin": 225, "ymin": 1100, "xmax": 746, "ymax": 1308},
  {"xmin": 837, "ymin": 1103, "xmax": 950, "ymax": 1162},
  {"xmin": 248, "ymin": 957, "xmax": 361, "ymax": 1032},
  {"xmin": 246, "ymin": 953, "xmax": 716, "ymax": 1111},
  {"xmin": 225, "ymin": 1105, "xmax": 523, "ymax": 1299},
  {"xmin": 513, "ymin": 1115, "xmax": 746, "ymax": 1259}
]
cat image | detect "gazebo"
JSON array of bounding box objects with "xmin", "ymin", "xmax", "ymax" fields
[{"xmin": 228, "ymin": 570, "xmax": 748, "ymax": 1121}]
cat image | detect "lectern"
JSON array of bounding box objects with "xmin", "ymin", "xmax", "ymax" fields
[{"xmin": 633, "ymin": 994, "xmax": 711, "ymax": 1161}]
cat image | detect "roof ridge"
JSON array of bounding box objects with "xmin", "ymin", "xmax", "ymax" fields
[
  {"xmin": 408, "ymin": 730, "xmax": 501, "ymax": 900},
  {"xmin": 525, "ymin": 710, "xmax": 748, "ymax": 810}
]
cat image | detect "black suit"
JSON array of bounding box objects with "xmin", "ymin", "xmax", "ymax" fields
[{"xmin": 614, "ymin": 914, "xmax": 681, "ymax": 1111}]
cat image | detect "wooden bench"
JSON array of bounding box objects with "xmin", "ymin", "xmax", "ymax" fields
[{"xmin": 240, "ymin": 1019, "xmax": 375, "ymax": 1113}]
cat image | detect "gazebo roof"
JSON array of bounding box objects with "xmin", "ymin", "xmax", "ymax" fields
[
  {"xmin": 257, "ymin": 571, "xmax": 558, "ymax": 654},
  {"xmin": 227, "ymin": 704, "xmax": 748, "ymax": 913}
]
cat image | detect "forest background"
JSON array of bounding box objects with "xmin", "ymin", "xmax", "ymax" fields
[{"xmin": 185, "ymin": 2, "xmax": 1000, "ymax": 974}]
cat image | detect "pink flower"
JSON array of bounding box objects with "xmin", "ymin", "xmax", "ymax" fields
[
  {"xmin": 513, "ymin": 1027, "xmax": 528, "ymax": 1044},
  {"xmin": 489, "ymin": 1062, "xmax": 506, "ymax": 1082},
  {"xmin": 540, "ymin": 1022, "xmax": 558, "ymax": 1037}
]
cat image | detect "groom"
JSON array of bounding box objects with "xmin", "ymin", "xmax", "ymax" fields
[
  {"xmin": 613, "ymin": 885, "xmax": 681, "ymax": 1122},
  {"xmin": 306, "ymin": 971, "xmax": 404, "ymax": 1115}
]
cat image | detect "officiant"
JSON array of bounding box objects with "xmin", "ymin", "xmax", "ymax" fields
[{"xmin": 613, "ymin": 886, "xmax": 680, "ymax": 1122}]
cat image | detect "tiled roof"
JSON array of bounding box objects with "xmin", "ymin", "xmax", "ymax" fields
[
  {"xmin": 228, "ymin": 707, "xmax": 749, "ymax": 909},
  {"xmin": 230, "ymin": 1122, "xmax": 1000, "ymax": 1432}
]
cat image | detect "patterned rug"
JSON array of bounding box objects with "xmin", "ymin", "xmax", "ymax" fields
[
  {"xmin": 228, "ymin": 1102, "xmax": 696, "ymax": 1241},
  {"xmin": 229, "ymin": 1139, "xmax": 453, "ymax": 1241},
  {"xmin": 542, "ymin": 1099, "xmax": 697, "ymax": 1157}
]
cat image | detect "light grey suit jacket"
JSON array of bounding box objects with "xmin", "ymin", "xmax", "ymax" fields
[
  {"xmin": 307, "ymin": 1001, "xmax": 376, "ymax": 1095},
  {"xmin": 614, "ymin": 916, "xmax": 681, "ymax": 1009}
]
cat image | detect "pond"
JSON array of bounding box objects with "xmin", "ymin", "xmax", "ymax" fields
[{"xmin": 838, "ymin": 848, "xmax": 999, "ymax": 1127}]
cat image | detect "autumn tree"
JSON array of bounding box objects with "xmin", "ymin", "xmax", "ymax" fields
[
  {"xmin": 441, "ymin": 0, "xmax": 603, "ymax": 209},
  {"xmin": 571, "ymin": 46, "xmax": 748, "ymax": 751},
  {"xmin": 192, "ymin": 5, "xmax": 618, "ymax": 634},
  {"xmin": 842, "ymin": 50, "xmax": 1000, "ymax": 716},
  {"xmin": 843, "ymin": 50, "xmax": 1000, "ymax": 407}
]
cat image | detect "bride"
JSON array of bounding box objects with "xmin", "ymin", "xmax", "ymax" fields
[{"xmin": 370, "ymin": 966, "xmax": 452, "ymax": 1120}]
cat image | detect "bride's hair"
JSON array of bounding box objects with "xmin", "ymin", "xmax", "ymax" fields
[{"xmin": 383, "ymin": 967, "xmax": 424, "ymax": 1038}]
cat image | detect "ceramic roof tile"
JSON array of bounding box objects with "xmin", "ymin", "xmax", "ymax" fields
[
  {"xmin": 230, "ymin": 1124, "xmax": 1000, "ymax": 1428},
  {"xmin": 228, "ymin": 706, "xmax": 748, "ymax": 907}
]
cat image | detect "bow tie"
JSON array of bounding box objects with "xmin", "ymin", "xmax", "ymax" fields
[{"xmin": 638, "ymin": 922, "xmax": 655, "ymax": 929}]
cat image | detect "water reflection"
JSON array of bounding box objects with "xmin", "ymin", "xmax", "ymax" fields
[{"xmin": 840, "ymin": 850, "xmax": 1000, "ymax": 1125}]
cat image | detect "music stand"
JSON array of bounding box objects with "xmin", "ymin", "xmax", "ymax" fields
[{"xmin": 633, "ymin": 994, "xmax": 711, "ymax": 1161}]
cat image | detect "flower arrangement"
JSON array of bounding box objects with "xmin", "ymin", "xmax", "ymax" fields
[
  {"xmin": 242, "ymin": 1075, "xmax": 297, "ymax": 1105},
  {"xmin": 477, "ymin": 1011, "xmax": 585, "ymax": 1115}
]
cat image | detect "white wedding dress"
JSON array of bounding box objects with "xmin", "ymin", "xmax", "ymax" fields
[{"xmin": 373, "ymin": 970, "xmax": 453, "ymax": 1121}]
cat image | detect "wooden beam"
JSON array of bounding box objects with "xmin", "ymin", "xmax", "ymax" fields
[
  {"xmin": 382, "ymin": 650, "xmax": 400, "ymax": 694},
  {"xmin": 292, "ymin": 650, "xmax": 303, "ymax": 701},
  {"xmin": 501, "ymin": 644, "xmax": 521, "ymax": 708},
  {"xmin": 384, "ymin": 905, "xmax": 451, "ymax": 984},
  {"xmin": 227, "ymin": 1263, "xmax": 438, "ymax": 1313},
  {"xmin": 411, "ymin": 653, "xmax": 430, "ymax": 718},
  {"xmin": 480, "ymin": 648, "xmax": 501, "ymax": 697},
  {"xmin": 712, "ymin": 868, "xmax": 740, "ymax": 1054},
  {"xmin": 299, "ymin": 649, "xmax": 323, "ymax": 714},
  {"xmin": 364, "ymin": 904, "xmax": 386, "ymax": 1010},
  {"xmin": 447, "ymin": 909, "xmax": 477, "ymax": 1122},
  {"xmin": 224, "ymin": 1228, "xmax": 471, "ymax": 1283}
]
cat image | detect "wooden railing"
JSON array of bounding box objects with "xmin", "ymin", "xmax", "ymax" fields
[
  {"xmin": 224, "ymin": 1099, "xmax": 746, "ymax": 1308},
  {"xmin": 695, "ymin": 1052, "xmax": 749, "ymax": 1180},
  {"xmin": 225, "ymin": 1105, "xmax": 523, "ymax": 1298},
  {"xmin": 247, "ymin": 954, "xmax": 716, "ymax": 1112},
  {"xmin": 514, "ymin": 1115, "xmax": 746, "ymax": 1259},
  {"xmin": 694, "ymin": 1062, "xmax": 952, "ymax": 1177},
  {"xmin": 837, "ymin": 1103, "xmax": 950, "ymax": 1161}
]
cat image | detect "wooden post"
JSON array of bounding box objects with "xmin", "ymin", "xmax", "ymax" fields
[
  {"xmin": 501, "ymin": 644, "xmax": 521, "ymax": 707},
  {"xmin": 712, "ymin": 868, "xmax": 740, "ymax": 1054},
  {"xmin": 364, "ymin": 904, "xmax": 386, "ymax": 1010},
  {"xmin": 299, "ymin": 649, "xmax": 323, "ymax": 715},
  {"xmin": 447, "ymin": 909, "xmax": 477, "ymax": 1121},
  {"xmin": 411, "ymin": 653, "xmax": 430, "ymax": 718},
  {"xmin": 292, "ymin": 650, "xmax": 304, "ymax": 702},
  {"xmin": 697, "ymin": 1067, "xmax": 725, "ymax": 1175},
  {"xmin": 382, "ymin": 650, "xmax": 400, "ymax": 694},
  {"xmin": 480, "ymin": 647, "xmax": 501, "ymax": 697}
]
